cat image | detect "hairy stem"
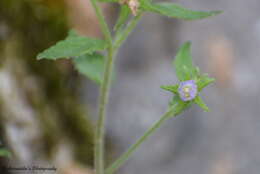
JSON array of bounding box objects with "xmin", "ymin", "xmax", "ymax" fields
[
  {"xmin": 90, "ymin": 2, "xmax": 142, "ymax": 173},
  {"xmin": 90, "ymin": 0, "xmax": 112, "ymax": 44},
  {"xmin": 96, "ymin": 46, "xmax": 116, "ymax": 174},
  {"xmin": 89, "ymin": 0, "xmax": 113, "ymax": 173},
  {"xmin": 114, "ymin": 14, "xmax": 142, "ymax": 49},
  {"xmin": 105, "ymin": 102, "xmax": 185, "ymax": 174}
]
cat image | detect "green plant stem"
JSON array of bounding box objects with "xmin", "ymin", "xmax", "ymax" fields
[
  {"xmin": 89, "ymin": 3, "xmax": 142, "ymax": 174},
  {"xmin": 89, "ymin": 0, "xmax": 114, "ymax": 173},
  {"xmin": 90, "ymin": 0, "xmax": 112, "ymax": 44},
  {"xmin": 97, "ymin": 14, "xmax": 143, "ymax": 174},
  {"xmin": 95, "ymin": 46, "xmax": 116, "ymax": 174},
  {"xmin": 105, "ymin": 103, "xmax": 183, "ymax": 174},
  {"xmin": 114, "ymin": 14, "xmax": 142, "ymax": 49}
]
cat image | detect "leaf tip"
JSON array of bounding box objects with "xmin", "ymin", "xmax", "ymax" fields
[
  {"xmin": 182, "ymin": 41, "xmax": 192, "ymax": 49},
  {"xmin": 201, "ymin": 10, "xmax": 223, "ymax": 19},
  {"xmin": 212, "ymin": 10, "xmax": 223, "ymax": 16},
  {"xmin": 201, "ymin": 105, "xmax": 210, "ymax": 112},
  {"xmin": 160, "ymin": 85, "xmax": 171, "ymax": 92},
  {"xmin": 178, "ymin": 41, "xmax": 192, "ymax": 54},
  {"xmin": 36, "ymin": 54, "xmax": 44, "ymax": 60},
  {"xmin": 186, "ymin": 41, "xmax": 192, "ymax": 45},
  {"xmin": 160, "ymin": 85, "xmax": 167, "ymax": 89}
]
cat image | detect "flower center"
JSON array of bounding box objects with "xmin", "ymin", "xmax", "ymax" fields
[
  {"xmin": 183, "ymin": 86, "xmax": 191, "ymax": 97},
  {"xmin": 178, "ymin": 80, "xmax": 198, "ymax": 101}
]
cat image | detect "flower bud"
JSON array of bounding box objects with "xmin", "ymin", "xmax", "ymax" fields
[{"xmin": 120, "ymin": 0, "xmax": 139, "ymax": 16}]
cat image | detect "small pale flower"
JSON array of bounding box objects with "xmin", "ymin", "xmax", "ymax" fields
[
  {"xmin": 119, "ymin": 0, "xmax": 139, "ymax": 16},
  {"xmin": 178, "ymin": 80, "xmax": 197, "ymax": 101},
  {"xmin": 128, "ymin": 0, "xmax": 139, "ymax": 16}
]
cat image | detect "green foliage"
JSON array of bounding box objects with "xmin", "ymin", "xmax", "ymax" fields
[
  {"xmin": 114, "ymin": 5, "xmax": 131, "ymax": 31},
  {"xmin": 0, "ymin": 148, "xmax": 11, "ymax": 158},
  {"xmin": 168, "ymin": 96, "xmax": 191, "ymax": 117},
  {"xmin": 73, "ymin": 53, "xmax": 105, "ymax": 85},
  {"xmin": 97, "ymin": 0, "xmax": 222, "ymax": 21},
  {"xmin": 194, "ymin": 96, "xmax": 209, "ymax": 112},
  {"xmin": 173, "ymin": 42, "xmax": 196, "ymax": 81},
  {"xmin": 161, "ymin": 85, "xmax": 179, "ymax": 94},
  {"xmin": 37, "ymin": 30, "xmax": 107, "ymax": 84},
  {"xmin": 162, "ymin": 42, "xmax": 215, "ymax": 112},
  {"xmin": 37, "ymin": 30, "xmax": 107, "ymax": 60},
  {"xmin": 169, "ymin": 95, "xmax": 181, "ymax": 106},
  {"xmin": 141, "ymin": 2, "xmax": 221, "ymax": 20},
  {"xmin": 34, "ymin": 0, "xmax": 221, "ymax": 171},
  {"xmin": 197, "ymin": 74, "xmax": 215, "ymax": 92}
]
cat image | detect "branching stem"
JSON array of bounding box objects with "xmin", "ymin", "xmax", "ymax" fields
[
  {"xmin": 89, "ymin": 1, "xmax": 113, "ymax": 174},
  {"xmin": 90, "ymin": 0, "xmax": 112, "ymax": 44},
  {"xmin": 90, "ymin": 2, "xmax": 143, "ymax": 174},
  {"xmin": 95, "ymin": 46, "xmax": 115, "ymax": 174}
]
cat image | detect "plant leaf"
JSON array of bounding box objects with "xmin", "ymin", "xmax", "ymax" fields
[
  {"xmin": 194, "ymin": 96, "xmax": 209, "ymax": 112},
  {"xmin": 114, "ymin": 5, "xmax": 131, "ymax": 31},
  {"xmin": 161, "ymin": 85, "xmax": 179, "ymax": 94},
  {"xmin": 141, "ymin": 2, "xmax": 222, "ymax": 20},
  {"xmin": 37, "ymin": 30, "xmax": 107, "ymax": 60},
  {"xmin": 197, "ymin": 74, "xmax": 215, "ymax": 91},
  {"xmin": 73, "ymin": 53, "xmax": 104, "ymax": 85},
  {"xmin": 173, "ymin": 42, "xmax": 196, "ymax": 81},
  {"xmin": 0, "ymin": 148, "xmax": 11, "ymax": 158},
  {"xmin": 68, "ymin": 29, "xmax": 79, "ymax": 37}
]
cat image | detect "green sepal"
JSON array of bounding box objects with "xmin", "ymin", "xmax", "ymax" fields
[
  {"xmin": 168, "ymin": 95, "xmax": 192, "ymax": 117},
  {"xmin": 194, "ymin": 95, "xmax": 209, "ymax": 112},
  {"xmin": 161, "ymin": 84, "xmax": 179, "ymax": 94},
  {"xmin": 169, "ymin": 95, "xmax": 181, "ymax": 106},
  {"xmin": 197, "ymin": 74, "xmax": 215, "ymax": 91}
]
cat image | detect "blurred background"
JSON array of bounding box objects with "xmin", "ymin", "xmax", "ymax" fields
[{"xmin": 0, "ymin": 0, "xmax": 260, "ymax": 174}]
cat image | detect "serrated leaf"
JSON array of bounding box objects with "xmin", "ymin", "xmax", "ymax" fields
[
  {"xmin": 73, "ymin": 53, "xmax": 104, "ymax": 85},
  {"xmin": 173, "ymin": 42, "xmax": 196, "ymax": 81},
  {"xmin": 194, "ymin": 96, "xmax": 209, "ymax": 112},
  {"xmin": 0, "ymin": 148, "xmax": 11, "ymax": 158},
  {"xmin": 114, "ymin": 5, "xmax": 131, "ymax": 31},
  {"xmin": 161, "ymin": 85, "xmax": 179, "ymax": 94},
  {"xmin": 37, "ymin": 30, "xmax": 107, "ymax": 60},
  {"xmin": 197, "ymin": 74, "xmax": 215, "ymax": 91},
  {"xmin": 141, "ymin": 2, "xmax": 222, "ymax": 20}
]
